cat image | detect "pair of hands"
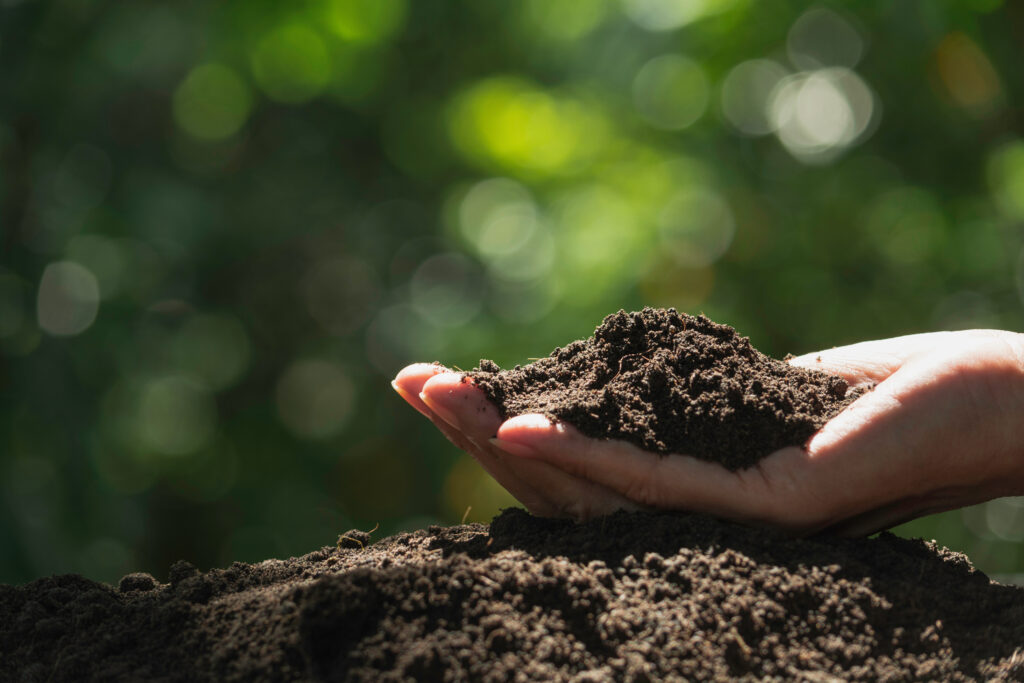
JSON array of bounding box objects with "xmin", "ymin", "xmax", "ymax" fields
[{"xmin": 393, "ymin": 330, "xmax": 1024, "ymax": 536}]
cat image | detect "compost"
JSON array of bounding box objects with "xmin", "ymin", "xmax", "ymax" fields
[
  {"xmin": 468, "ymin": 307, "xmax": 864, "ymax": 470},
  {"xmin": 3, "ymin": 509, "xmax": 1024, "ymax": 681}
]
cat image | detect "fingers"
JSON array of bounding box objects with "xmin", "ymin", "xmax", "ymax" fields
[
  {"xmin": 494, "ymin": 415, "xmax": 788, "ymax": 524},
  {"xmin": 392, "ymin": 363, "xmax": 448, "ymax": 418},
  {"xmin": 395, "ymin": 365, "xmax": 507, "ymax": 485},
  {"xmin": 415, "ymin": 371, "xmax": 559, "ymax": 514},
  {"xmin": 396, "ymin": 367, "xmax": 641, "ymax": 520},
  {"xmin": 395, "ymin": 365, "xmax": 534, "ymax": 502},
  {"xmin": 787, "ymin": 330, "xmax": 999, "ymax": 386},
  {"xmin": 420, "ymin": 374, "xmax": 645, "ymax": 519},
  {"xmin": 420, "ymin": 372, "xmax": 503, "ymax": 438}
]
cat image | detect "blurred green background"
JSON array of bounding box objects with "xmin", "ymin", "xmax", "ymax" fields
[{"xmin": 1, "ymin": 0, "xmax": 1023, "ymax": 586}]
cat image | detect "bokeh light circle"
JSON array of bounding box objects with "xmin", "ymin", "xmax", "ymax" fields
[
  {"xmin": 251, "ymin": 24, "xmax": 331, "ymax": 104},
  {"xmin": 523, "ymin": 0, "xmax": 609, "ymax": 41},
  {"xmin": 326, "ymin": 0, "xmax": 406, "ymax": 45},
  {"xmin": 988, "ymin": 141, "xmax": 1024, "ymax": 220},
  {"xmin": 409, "ymin": 252, "xmax": 484, "ymax": 327},
  {"xmin": 138, "ymin": 375, "xmax": 216, "ymax": 456},
  {"xmin": 658, "ymin": 189, "xmax": 735, "ymax": 267},
  {"xmin": 457, "ymin": 179, "xmax": 557, "ymax": 285},
  {"xmin": 621, "ymin": 0, "xmax": 735, "ymax": 31},
  {"xmin": 984, "ymin": 498, "xmax": 1024, "ymax": 542},
  {"xmin": 787, "ymin": 7, "xmax": 865, "ymax": 70},
  {"xmin": 37, "ymin": 261, "xmax": 100, "ymax": 336},
  {"xmin": 633, "ymin": 55, "xmax": 710, "ymax": 131},
  {"xmin": 172, "ymin": 64, "xmax": 252, "ymax": 140},
  {"xmin": 769, "ymin": 68, "xmax": 876, "ymax": 163},
  {"xmin": 448, "ymin": 77, "xmax": 609, "ymax": 178},
  {"xmin": 276, "ymin": 360, "xmax": 355, "ymax": 439},
  {"xmin": 458, "ymin": 178, "xmax": 538, "ymax": 257},
  {"xmin": 721, "ymin": 59, "xmax": 789, "ymax": 136}
]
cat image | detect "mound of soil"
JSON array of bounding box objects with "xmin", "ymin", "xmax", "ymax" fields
[
  {"xmin": 3, "ymin": 509, "xmax": 1023, "ymax": 681},
  {"xmin": 468, "ymin": 308, "xmax": 863, "ymax": 470}
]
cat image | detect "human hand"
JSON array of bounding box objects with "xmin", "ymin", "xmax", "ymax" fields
[
  {"xmin": 394, "ymin": 330, "xmax": 1024, "ymax": 535},
  {"xmin": 392, "ymin": 363, "xmax": 644, "ymax": 519}
]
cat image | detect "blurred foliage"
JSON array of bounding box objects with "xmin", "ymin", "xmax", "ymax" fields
[{"xmin": 1, "ymin": 0, "xmax": 1023, "ymax": 585}]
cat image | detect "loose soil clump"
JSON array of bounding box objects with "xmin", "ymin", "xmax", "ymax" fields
[
  {"xmin": 469, "ymin": 307, "xmax": 864, "ymax": 470},
  {"xmin": 2, "ymin": 510, "xmax": 1024, "ymax": 681}
]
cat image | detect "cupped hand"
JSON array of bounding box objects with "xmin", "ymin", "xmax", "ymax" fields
[
  {"xmin": 392, "ymin": 364, "xmax": 643, "ymax": 519},
  {"xmin": 394, "ymin": 330, "xmax": 1024, "ymax": 535}
]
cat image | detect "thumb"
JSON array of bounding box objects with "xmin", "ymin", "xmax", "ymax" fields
[{"xmin": 787, "ymin": 331, "xmax": 966, "ymax": 387}]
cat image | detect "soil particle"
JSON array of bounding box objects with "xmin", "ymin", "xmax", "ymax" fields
[
  {"xmin": 118, "ymin": 572, "xmax": 157, "ymax": 593},
  {"xmin": 468, "ymin": 308, "xmax": 864, "ymax": 470},
  {"xmin": 3, "ymin": 509, "xmax": 1023, "ymax": 682},
  {"xmin": 168, "ymin": 560, "xmax": 199, "ymax": 585},
  {"xmin": 337, "ymin": 528, "xmax": 374, "ymax": 550}
]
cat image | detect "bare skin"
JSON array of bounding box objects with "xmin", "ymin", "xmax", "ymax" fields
[{"xmin": 393, "ymin": 330, "xmax": 1024, "ymax": 535}]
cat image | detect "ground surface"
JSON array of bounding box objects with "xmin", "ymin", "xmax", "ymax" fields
[{"xmin": 3, "ymin": 508, "xmax": 1024, "ymax": 682}]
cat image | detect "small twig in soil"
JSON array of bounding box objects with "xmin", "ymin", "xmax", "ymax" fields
[{"xmin": 461, "ymin": 506, "xmax": 472, "ymax": 525}]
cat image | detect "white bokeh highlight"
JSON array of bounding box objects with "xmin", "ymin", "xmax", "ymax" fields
[
  {"xmin": 768, "ymin": 68, "xmax": 877, "ymax": 164},
  {"xmin": 37, "ymin": 261, "xmax": 100, "ymax": 336}
]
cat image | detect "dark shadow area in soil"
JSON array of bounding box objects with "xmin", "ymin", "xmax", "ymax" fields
[{"xmin": 3, "ymin": 508, "xmax": 1024, "ymax": 682}]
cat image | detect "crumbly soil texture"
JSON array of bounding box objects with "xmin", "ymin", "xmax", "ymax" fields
[
  {"xmin": 3, "ymin": 509, "xmax": 1024, "ymax": 682},
  {"xmin": 469, "ymin": 308, "xmax": 864, "ymax": 470}
]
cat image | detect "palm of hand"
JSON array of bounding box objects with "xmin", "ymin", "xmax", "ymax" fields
[{"xmin": 394, "ymin": 330, "xmax": 1024, "ymax": 535}]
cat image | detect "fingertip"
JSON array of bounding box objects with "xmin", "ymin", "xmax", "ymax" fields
[
  {"xmin": 421, "ymin": 372, "xmax": 501, "ymax": 435},
  {"xmin": 420, "ymin": 371, "xmax": 467, "ymax": 402},
  {"xmin": 393, "ymin": 364, "xmax": 450, "ymax": 409},
  {"xmin": 390, "ymin": 379, "xmax": 412, "ymax": 401},
  {"xmin": 394, "ymin": 362, "xmax": 447, "ymax": 387},
  {"xmin": 496, "ymin": 415, "xmax": 577, "ymax": 454}
]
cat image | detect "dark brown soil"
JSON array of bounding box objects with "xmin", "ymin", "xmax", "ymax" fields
[
  {"xmin": 468, "ymin": 308, "xmax": 864, "ymax": 470},
  {"xmin": 4, "ymin": 509, "xmax": 1024, "ymax": 682}
]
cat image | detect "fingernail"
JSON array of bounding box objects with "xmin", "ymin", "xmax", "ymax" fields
[
  {"xmin": 489, "ymin": 438, "xmax": 539, "ymax": 458},
  {"xmin": 420, "ymin": 392, "xmax": 461, "ymax": 429}
]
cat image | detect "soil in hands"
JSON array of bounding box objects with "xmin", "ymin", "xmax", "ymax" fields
[
  {"xmin": 468, "ymin": 307, "xmax": 865, "ymax": 470},
  {"xmin": 4, "ymin": 510, "xmax": 1024, "ymax": 682}
]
